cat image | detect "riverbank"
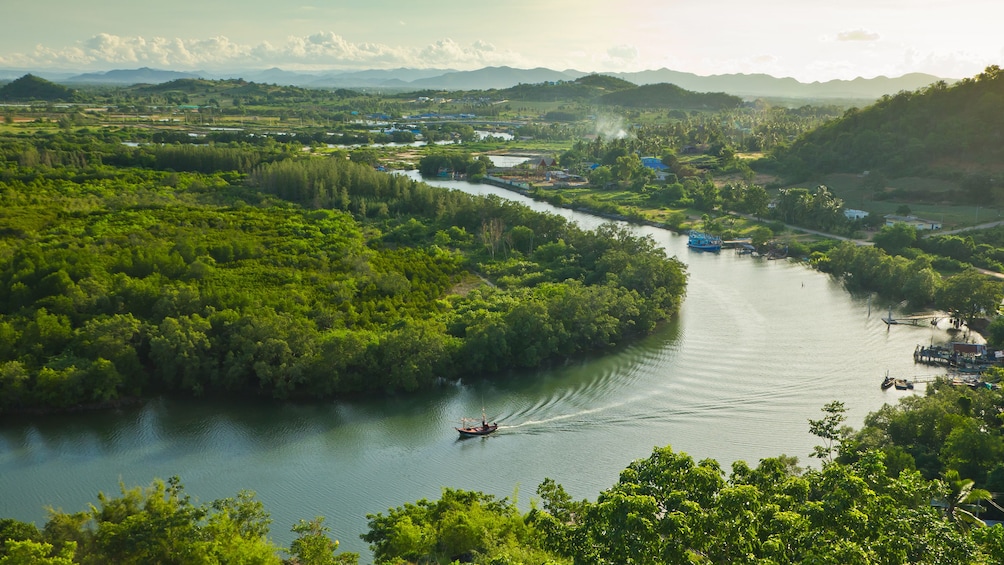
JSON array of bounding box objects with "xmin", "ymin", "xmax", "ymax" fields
[
  {"xmin": 0, "ymin": 396, "xmax": 145, "ymax": 417},
  {"xmin": 410, "ymin": 172, "xmax": 1002, "ymax": 346}
]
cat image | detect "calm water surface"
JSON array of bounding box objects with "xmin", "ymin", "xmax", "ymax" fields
[{"xmin": 0, "ymin": 172, "xmax": 960, "ymax": 560}]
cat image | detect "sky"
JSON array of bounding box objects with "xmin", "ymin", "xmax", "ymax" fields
[{"xmin": 1, "ymin": 0, "xmax": 1001, "ymax": 82}]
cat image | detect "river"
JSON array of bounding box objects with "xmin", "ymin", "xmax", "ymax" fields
[{"xmin": 0, "ymin": 172, "xmax": 960, "ymax": 560}]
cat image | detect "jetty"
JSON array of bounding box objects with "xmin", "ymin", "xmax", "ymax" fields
[
  {"xmin": 882, "ymin": 373, "xmax": 999, "ymax": 391},
  {"xmin": 721, "ymin": 238, "xmax": 753, "ymax": 250},
  {"xmin": 882, "ymin": 310, "xmax": 941, "ymax": 326},
  {"xmin": 482, "ymin": 174, "xmax": 531, "ymax": 191},
  {"xmin": 914, "ymin": 342, "xmax": 998, "ymax": 373}
]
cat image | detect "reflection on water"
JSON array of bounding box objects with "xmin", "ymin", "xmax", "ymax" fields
[{"xmin": 0, "ymin": 173, "xmax": 953, "ymax": 561}]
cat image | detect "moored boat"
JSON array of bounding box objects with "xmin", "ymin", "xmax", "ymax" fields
[
  {"xmin": 687, "ymin": 230, "xmax": 722, "ymax": 251},
  {"xmin": 893, "ymin": 378, "xmax": 914, "ymax": 390},
  {"xmin": 881, "ymin": 374, "xmax": 895, "ymax": 390}
]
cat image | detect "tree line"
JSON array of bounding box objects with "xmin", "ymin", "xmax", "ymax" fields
[{"xmin": 814, "ymin": 224, "xmax": 1004, "ymax": 331}]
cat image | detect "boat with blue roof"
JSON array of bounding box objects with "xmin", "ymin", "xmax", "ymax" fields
[{"xmin": 687, "ymin": 230, "xmax": 722, "ymax": 251}]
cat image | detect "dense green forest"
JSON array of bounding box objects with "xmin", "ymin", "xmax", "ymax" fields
[
  {"xmin": 0, "ymin": 130, "xmax": 687, "ymax": 413},
  {"xmin": 5, "ymin": 388, "xmax": 1004, "ymax": 564},
  {"xmin": 766, "ymin": 65, "xmax": 1004, "ymax": 199}
]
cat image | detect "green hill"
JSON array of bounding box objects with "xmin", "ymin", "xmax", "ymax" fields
[
  {"xmin": 127, "ymin": 78, "xmax": 360, "ymax": 105},
  {"xmin": 769, "ymin": 65, "xmax": 1004, "ymax": 188},
  {"xmin": 498, "ymin": 74, "xmax": 636, "ymax": 102},
  {"xmin": 0, "ymin": 74, "xmax": 75, "ymax": 102},
  {"xmin": 132, "ymin": 77, "xmax": 219, "ymax": 94},
  {"xmin": 599, "ymin": 82, "xmax": 743, "ymax": 110},
  {"xmin": 574, "ymin": 73, "xmax": 636, "ymax": 91}
]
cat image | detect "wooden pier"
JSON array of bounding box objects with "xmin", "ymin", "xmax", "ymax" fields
[
  {"xmin": 882, "ymin": 373, "xmax": 997, "ymax": 390},
  {"xmin": 882, "ymin": 309, "xmax": 941, "ymax": 326}
]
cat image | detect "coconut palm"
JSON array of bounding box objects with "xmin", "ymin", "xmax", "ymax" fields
[{"xmin": 939, "ymin": 469, "xmax": 992, "ymax": 531}]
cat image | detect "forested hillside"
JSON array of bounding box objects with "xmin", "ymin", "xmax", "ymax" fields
[
  {"xmin": 0, "ymin": 74, "xmax": 75, "ymax": 102},
  {"xmin": 497, "ymin": 74, "xmax": 636, "ymax": 102},
  {"xmin": 494, "ymin": 75, "xmax": 741, "ymax": 109},
  {"xmin": 767, "ymin": 65, "xmax": 1004, "ymax": 201},
  {"xmin": 599, "ymin": 82, "xmax": 743, "ymax": 110},
  {"xmin": 0, "ymin": 130, "xmax": 687, "ymax": 413}
]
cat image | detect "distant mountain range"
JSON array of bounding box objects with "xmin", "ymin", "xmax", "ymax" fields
[{"xmin": 0, "ymin": 65, "xmax": 950, "ymax": 101}]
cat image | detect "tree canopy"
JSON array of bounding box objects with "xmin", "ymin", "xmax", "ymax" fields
[
  {"xmin": 0, "ymin": 74, "xmax": 75, "ymax": 102},
  {"xmin": 0, "ymin": 130, "xmax": 688, "ymax": 413}
]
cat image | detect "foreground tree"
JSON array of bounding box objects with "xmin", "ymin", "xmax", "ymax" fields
[
  {"xmin": 939, "ymin": 469, "xmax": 993, "ymax": 532},
  {"xmin": 808, "ymin": 400, "xmax": 851, "ymax": 463},
  {"xmin": 4, "ymin": 477, "xmax": 358, "ymax": 565},
  {"xmin": 362, "ymin": 488, "xmax": 558, "ymax": 564},
  {"xmin": 531, "ymin": 446, "xmax": 987, "ymax": 564},
  {"xmin": 289, "ymin": 517, "xmax": 357, "ymax": 565}
]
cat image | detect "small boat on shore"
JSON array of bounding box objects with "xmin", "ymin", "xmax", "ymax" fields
[
  {"xmin": 456, "ymin": 409, "xmax": 498, "ymax": 438},
  {"xmin": 687, "ymin": 230, "xmax": 722, "ymax": 251}
]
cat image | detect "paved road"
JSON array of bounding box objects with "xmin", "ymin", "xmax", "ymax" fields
[
  {"xmin": 926, "ymin": 219, "xmax": 1004, "ymax": 237},
  {"xmin": 975, "ymin": 267, "xmax": 1004, "ymax": 280}
]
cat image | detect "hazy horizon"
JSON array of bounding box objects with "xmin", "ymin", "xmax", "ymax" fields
[{"xmin": 2, "ymin": 0, "xmax": 1001, "ymax": 83}]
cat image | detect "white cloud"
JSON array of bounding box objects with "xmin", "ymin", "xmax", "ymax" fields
[
  {"xmin": 607, "ymin": 44, "xmax": 639, "ymax": 61},
  {"xmin": 0, "ymin": 32, "xmax": 521, "ymax": 71},
  {"xmin": 836, "ymin": 29, "xmax": 881, "ymax": 42},
  {"xmin": 582, "ymin": 44, "xmax": 641, "ymax": 72}
]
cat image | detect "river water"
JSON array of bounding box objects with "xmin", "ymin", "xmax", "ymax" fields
[{"xmin": 0, "ymin": 172, "xmax": 959, "ymax": 560}]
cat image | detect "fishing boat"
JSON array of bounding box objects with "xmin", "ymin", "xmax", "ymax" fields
[
  {"xmin": 881, "ymin": 374, "xmax": 895, "ymax": 390},
  {"xmin": 687, "ymin": 230, "xmax": 722, "ymax": 251},
  {"xmin": 456, "ymin": 409, "xmax": 498, "ymax": 438}
]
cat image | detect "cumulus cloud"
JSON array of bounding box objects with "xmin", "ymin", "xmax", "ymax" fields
[
  {"xmin": 836, "ymin": 29, "xmax": 881, "ymax": 42},
  {"xmin": 0, "ymin": 32, "xmax": 521, "ymax": 70},
  {"xmin": 606, "ymin": 44, "xmax": 639, "ymax": 61},
  {"xmin": 416, "ymin": 38, "xmax": 510, "ymax": 67}
]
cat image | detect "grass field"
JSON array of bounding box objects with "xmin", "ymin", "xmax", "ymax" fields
[{"xmin": 787, "ymin": 173, "xmax": 993, "ymax": 230}]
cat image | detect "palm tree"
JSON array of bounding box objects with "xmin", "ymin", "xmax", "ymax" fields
[{"xmin": 940, "ymin": 469, "xmax": 992, "ymax": 531}]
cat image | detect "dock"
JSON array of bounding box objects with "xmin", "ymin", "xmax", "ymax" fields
[
  {"xmin": 482, "ymin": 174, "xmax": 531, "ymax": 191},
  {"xmin": 883, "ymin": 373, "xmax": 999, "ymax": 390},
  {"xmin": 914, "ymin": 342, "xmax": 996, "ymax": 373},
  {"xmin": 721, "ymin": 238, "xmax": 752, "ymax": 249},
  {"xmin": 882, "ymin": 310, "xmax": 941, "ymax": 326}
]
